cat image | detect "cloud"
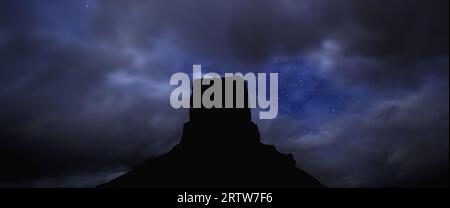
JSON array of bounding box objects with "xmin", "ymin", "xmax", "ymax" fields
[
  {"xmin": 259, "ymin": 77, "xmax": 448, "ymax": 187},
  {"xmin": 0, "ymin": 0, "xmax": 447, "ymax": 187},
  {"xmin": 0, "ymin": 1, "xmax": 188, "ymax": 183}
]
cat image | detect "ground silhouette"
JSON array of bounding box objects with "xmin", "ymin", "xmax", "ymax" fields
[{"xmin": 98, "ymin": 78, "xmax": 324, "ymax": 188}]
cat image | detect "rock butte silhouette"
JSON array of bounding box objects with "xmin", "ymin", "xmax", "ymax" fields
[{"xmin": 98, "ymin": 77, "xmax": 325, "ymax": 188}]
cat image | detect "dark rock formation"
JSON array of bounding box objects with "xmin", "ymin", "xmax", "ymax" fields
[{"xmin": 98, "ymin": 78, "xmax": 324, "ymax": 188}]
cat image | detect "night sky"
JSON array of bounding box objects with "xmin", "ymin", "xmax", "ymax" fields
[{"xmin": 0, "ymin": 0, "xmax": 448, "ymax": 187}]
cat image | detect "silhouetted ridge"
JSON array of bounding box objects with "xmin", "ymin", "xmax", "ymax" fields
[{"xmin": 98, "ymin": 77, "xmax": 324, "ymax": 188}]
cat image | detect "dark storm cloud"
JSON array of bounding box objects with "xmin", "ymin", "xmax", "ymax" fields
[
  {"xmin": 0, "ymin": 33, "xmax": 186, "ymax": 183},
  {"xmin": 259, "ymin": 78, "xmax": 448, "ymax": 187},
  {"xmin": 91, "ymin": 0, "xmax": 448, "ymax": 75},
  {"xmin": 90, "ymin": 0, "xmax": 327, "ymax": 64},
  {"xmin": 0, "ymin": 1, "xmax": 187, "ymax": 185},
  {"xmin": 0, "ymin": 0, "xmax": 448, "ymax": 187},
  {"xmin": 339, "ymin": 1, "xmax": 449, "ymax": 59}
]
